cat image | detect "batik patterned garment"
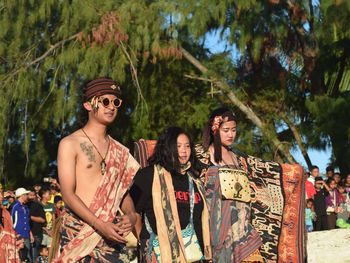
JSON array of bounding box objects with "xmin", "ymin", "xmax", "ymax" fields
[
  {"xmin": 0, "ymin": 208, "xmax": 20, "ymax": 263},
  {"xmin": 206, "ymin": 166, "xmax": 263, "ymax": 263},
  {"xmin": 53, "ymin": 138, "xmax": 140, "ymax": 262},
  {"xmin": 59, "ymin": 209, "xmax": 129, "ymax": 262},
  {"xmin": 196, "ymin": 145, "xmax": 306, "ymax": 263}
]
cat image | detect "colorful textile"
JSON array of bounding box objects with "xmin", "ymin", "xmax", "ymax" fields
[
  {"xmin": 0, "ymin": 207, "xmax": 20, "ymax": 263},
  {"xmin": 206, "ymin": 166, "xmax": 263, "ymax": 263},
  {"xmin": 277, "ymin": 163, "xmax": 305, "ymax": 263},
  {"xmin": 325, "ymin": 189, "xmax": 341, "ymax": 209},
  {"xmin": 147, "ymin": 165, "xmax": 211, "ymax": 263},
  {"xmin": 53, "ymin": 138, "xmax": 140, "ymax": 262},
  {"xmin": 133, "ymin": 139, "xmax": 157, "ymax": 168},
  {"xmin": 197, "ymin": 145, "xmax": 306, "ymax": 263},
  {"xmin": 58, "ymin": 209, "xmax": 129, "ymax": 262}
]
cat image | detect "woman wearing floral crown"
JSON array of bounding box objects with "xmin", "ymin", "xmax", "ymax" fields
[{"xmin": 196, "ymin": 107, "xmax": 263, "ymax": 263}]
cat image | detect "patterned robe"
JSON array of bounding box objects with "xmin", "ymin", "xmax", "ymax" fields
[
  {"xmin": 196, "ymin": 145, "xmax": 306, "ymax": 263},
  {"xmin": 53, "ymin": 138, "xmax": 140, "ymax": 262},
  {"xmin": 0, "ymin": 207, "xmax": 20, "ymax": 263}
]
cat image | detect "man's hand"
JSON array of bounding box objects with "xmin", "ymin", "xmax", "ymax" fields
[
  {"xmin": 95, "ymin": 219, "xmax": 128, "ymax": 243},
  {"xmin": 115, "ymin": 214, "xmax": 135, "ymax": 237},
  {"xmin": 30, "ymin": 231, "xmax": 34, "ymax": 243}
]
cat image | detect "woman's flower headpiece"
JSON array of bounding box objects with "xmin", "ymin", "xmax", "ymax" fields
[{"xmin": 211, "ymin": 115, "xmax": 223, "ymax": 135}]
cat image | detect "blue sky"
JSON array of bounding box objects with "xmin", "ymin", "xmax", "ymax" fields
[{"xmin": 204, "ymin": 31, "xmax": 332, "ymax": 174}]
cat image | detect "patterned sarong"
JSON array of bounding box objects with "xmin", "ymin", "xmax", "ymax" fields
[
  {"xmin": 0, "ymin": 208, "xmax": 20, "ymax": 263},
  {"xmin": 197, "ymin": 146, "xmax": 306, "ymax": 263},
  {"xmin": 59, "ymin": 209, "xmax": 129, "ymax": 262},
  {"xmin": 206, "ymin": 166, "xmax": 263, "ymax": 263},
  {"xmin": 53, "ymin": 138, "xmax": 140, "ymax": 262}
]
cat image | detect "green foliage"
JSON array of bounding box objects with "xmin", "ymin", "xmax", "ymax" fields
[{"xmin": 1, "ymin": 0, "xmax": 350, "ymax": 186}]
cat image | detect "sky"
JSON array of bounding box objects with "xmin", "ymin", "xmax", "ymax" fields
[{"xmin": 204, "ymin": 31, "xmax": 332, "ymax": 174}]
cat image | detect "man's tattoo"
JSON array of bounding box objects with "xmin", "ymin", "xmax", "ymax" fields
[{"xmin": 80, "ymin": 142, "xmax": 96, "ymax": 163}]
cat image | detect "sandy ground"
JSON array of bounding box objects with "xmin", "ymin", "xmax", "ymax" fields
[{"xmin": 307, "ymin": 229, "xmax": 350, "ymax": 263}]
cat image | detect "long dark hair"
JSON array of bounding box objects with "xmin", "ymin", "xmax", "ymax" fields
[
  {"xmin": 148, "ymin": 127, "xmax": 203, "ymax": 177},
  {"xmin": 202, "ymin": 107, "xmax": 237, "ymax": 163}
]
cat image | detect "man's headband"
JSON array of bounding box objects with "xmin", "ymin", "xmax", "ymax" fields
[{"xmin": 83, "ymin": 77, "xmax": 121, "ymax": 102}]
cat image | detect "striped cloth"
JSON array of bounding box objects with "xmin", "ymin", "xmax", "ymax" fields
[{"xmin": 133, "ymin": 139, "xmax": 157, "ymax": 168}]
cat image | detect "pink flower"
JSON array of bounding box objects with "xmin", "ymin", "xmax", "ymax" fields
[{"xmin": 211, "ymin": 116, "xmax": 223, "ymax": 134}]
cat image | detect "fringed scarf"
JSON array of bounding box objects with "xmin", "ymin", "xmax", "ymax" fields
[{"xmin": 152, "ymin": 165, "xmax": 212, "ymax": 262}]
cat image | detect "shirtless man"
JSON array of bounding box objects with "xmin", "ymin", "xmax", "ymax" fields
[{"xmin": 53, "ymin": 77, "xmax": 140, "ymax": 262}]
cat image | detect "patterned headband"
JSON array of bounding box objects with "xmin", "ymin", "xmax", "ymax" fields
[{"xmin": 211, "ymin": 116, "xmax": 223, "ymax": 135}]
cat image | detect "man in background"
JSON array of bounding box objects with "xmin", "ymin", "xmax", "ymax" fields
[
  {"xmin": 28, "ymin": 188, "xmax": 46, "ymax": 261},
  {"xmin": 11, "ymin": 187, "xmax": 33, "ymax": 262}
]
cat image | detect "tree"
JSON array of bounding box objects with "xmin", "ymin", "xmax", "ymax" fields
[{"xmin": 1, "ymin": 0, "xmax": 350, "ymax": 186}]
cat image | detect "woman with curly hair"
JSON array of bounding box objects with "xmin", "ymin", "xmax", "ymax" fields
[{"xmin": 196, "ymin": 107, "xmax": 263, "ymax": 263}]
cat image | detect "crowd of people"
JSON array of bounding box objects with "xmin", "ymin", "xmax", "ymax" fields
[
  {"xmin": 305, "ymin": 166, "xmax": 350, "ymax": 232},
  {"xmin": 0, "ymin": 76, "xmax": 337, "ymax": 263},
  {"xmin": 0, "ymin": 179, "xmax": 63, "ymax": 262}
]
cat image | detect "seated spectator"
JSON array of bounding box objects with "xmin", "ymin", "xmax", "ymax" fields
[
  {"xmin": 325, "ymin": 178, "xmax": 342, "ymax": 229},
  {"xmin": 305, "ymin": 199, "xmax": 316, "ymax": 232}
]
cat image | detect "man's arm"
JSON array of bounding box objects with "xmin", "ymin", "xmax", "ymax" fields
[
  {"xmin": 11, "ymin": 205, "xmax": 18, "ymax": 229},
  {"xmin": 117, "ymin": 193, "xmax": 141, "ymax": 237},
  {"xmin": 30, "ymin": 216, "xmax": 45, "ymax": 224},
  {"xmin": 58, "ymin": 137, "xmax": 127, "ymax": 243}
]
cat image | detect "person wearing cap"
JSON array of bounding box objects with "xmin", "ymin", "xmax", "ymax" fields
[
  {"xmin": 11, "ymin": 187, "xmax": 33, "ymax": 262},
  {"xmin": 52, "ymin": 77, "xmax": 140, "ymax": 262}
]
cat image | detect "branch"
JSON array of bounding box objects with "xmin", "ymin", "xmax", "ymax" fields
[
  {"xmin": 119, "ymin": 41, "xmax": 148, "ymax": 114},
  {"xmin": 184, "ymin": 74, "xmax": 218, "ymax": 83},
  {"xmin": 282, "ymin": 114, "xmax": 312, "ymax": 169},
  {"xmin": 181, "ymin": 47, "xmax": 296, "ymax": 163},
  {"xmin": 3, "ymin": 33, "xmax": 81, "ymax": 81}
]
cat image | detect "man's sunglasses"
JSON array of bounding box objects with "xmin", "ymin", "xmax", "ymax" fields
[{"xmin": 98, "ymin": 97, "xmax": 122, "ymax": 109}]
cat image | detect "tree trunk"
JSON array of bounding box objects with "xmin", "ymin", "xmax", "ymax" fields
[
  {"xmin": 282, "ymin": 114, "xmax": 312, "ymax": 169},
  {"xmin": 181, "ymin": 47, "xmax": 296, "ymax": 164}
]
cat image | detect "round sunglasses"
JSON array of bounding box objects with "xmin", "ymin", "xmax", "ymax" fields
[{"xmin": 98, "ymin": 97, "xmax": 122, "ymax": 109}]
